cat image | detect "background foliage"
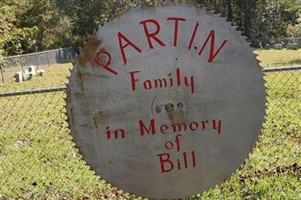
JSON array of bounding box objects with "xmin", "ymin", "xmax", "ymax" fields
[{"xmin": 0, "ymin": 0, "xmax": 300, "ymax": 56}]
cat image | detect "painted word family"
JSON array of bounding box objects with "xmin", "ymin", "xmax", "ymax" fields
[
  {"xmin": 93, "ymin": 16, "xmax": 229, "ymax": 75},
  {"xmin": 129, "ymin": 67, "xmax": 195, "ymax": 94}
]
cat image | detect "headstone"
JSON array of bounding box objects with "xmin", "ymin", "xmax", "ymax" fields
[
  {"xmin": 287, "ymin": 42, "xmax": 298, "ymax": 50},
  {"xmin": 264, "ymin": 43, "xmax": 270, "ymax": 49},
  {"xmin": 37, "ymin": 69, "xmax": 45, "ymax": 76},
  {"xmin": 273, "ymin": 43, "xmax": 283, "ymax": 50},
  {"xmin": 66, "ymin": 5, "xmax": 266, "ymax": 199},
  {"xmin": 28, "ymin": 65, "xmax": 36, "ymax": 76},
  {"xmin": 14, "ymin": 71, "xmax": 23, "ymax": 82},
  {"xmin": 22, "ymin": 69, "xmax": 30, "ymax": 80}
]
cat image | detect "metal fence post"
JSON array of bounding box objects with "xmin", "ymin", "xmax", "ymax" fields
[
  {"xmin": 19, "ymin": 56, "xmax": 24, "ymax": 72},
  {"xmin": 0, "ymin": 66, "xmax": 4, "ymax": 83},
  {"xmin": 46, "ymin": 51, "xmax": 50, "ymax": 66},
  {"xmin": 35, "ymin": 54, "xmax": 39, "ymax": 69}
]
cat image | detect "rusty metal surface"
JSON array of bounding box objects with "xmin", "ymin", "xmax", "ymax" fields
[{"xmin": 67, "ymin": 5, "xmax": 266, "ymax": 199}]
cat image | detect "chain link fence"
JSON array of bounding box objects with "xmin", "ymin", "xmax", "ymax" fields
[
  {"xmin": 0, "ymin": 48, "xmax": 76, "ymax": 84},
  {"xmin": 0, "ymin": 60, "xmax": 300, "ymax": 198},
  {"xmin": 250, "ymin": 37, "xmax": 301, "ymax": 49}
]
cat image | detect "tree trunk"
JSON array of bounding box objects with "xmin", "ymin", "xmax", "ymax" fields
[
  {"xmin": 243, "ymin": 0, "xmax": 251, "ymax": 38},
  {"xmin": 227, "ymin": 0, "xmax": 233, "ymax": 22}
]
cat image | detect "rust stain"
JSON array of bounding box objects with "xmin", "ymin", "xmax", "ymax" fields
[
  {"xmin": 78, "ymin": 36, "xmax": 101, "ymax": 66},
  {"xmin": 93, "ymin": 111, "xmax": 109, "ymax": 127},
  {"xmin": 167, "ymin": 112, "xmax": 174, "ymax": 123},
  {"xmin": 76, "ymin": 71, "xmax": 83, "ymax": 80}
]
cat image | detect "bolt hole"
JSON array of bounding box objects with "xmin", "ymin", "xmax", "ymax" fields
[
  {"xmin": 178, "ymin": 103, "xmax": 184, "ymax": 109},
  {"xmin": 155, "ymin": 106, "xmax": 162, "ymax": 113},
  {"xmin": 165, "ymin": 103, "xmax": 175, "ymax": 112}
]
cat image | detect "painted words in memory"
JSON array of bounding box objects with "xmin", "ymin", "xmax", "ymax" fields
[
  {"xmin": 93, "ymin": 17, "xmax": 229, "ymax": 94},
  {"xmin": 104, "ymin": 117, "xmax": 222, "ymax": 173}
]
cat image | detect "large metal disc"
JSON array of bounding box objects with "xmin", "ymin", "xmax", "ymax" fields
[{"xmin": 67, "ymin": 5, "xmax": 266, "ymax": 199}]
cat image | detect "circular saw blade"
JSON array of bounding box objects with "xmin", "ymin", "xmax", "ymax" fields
[{"xmin": 66, "ymin": 4, "xmax": 266, "ymax": 199}]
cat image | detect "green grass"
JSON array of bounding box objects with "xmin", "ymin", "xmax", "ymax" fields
[
  {"xmin": 255, "ymin": 49, "xmax": 301, "ymax": 67},
  {"xmin": 0, "ymin": 50, "xmax": 301, "ymax": 199},
  {"xmin": 0, "ymin": 64, "xmax": 72, "ymax": 92}
]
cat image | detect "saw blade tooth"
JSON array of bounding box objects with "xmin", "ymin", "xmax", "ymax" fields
[
  {"xmin": 93, "ymin": 29, "xmax": 97, "ymax": 36},
  {"xmin": 65, "ymin": 76, "xmax": 70, "ymax": 81}
]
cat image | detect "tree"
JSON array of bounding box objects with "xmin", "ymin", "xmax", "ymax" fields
[
  {"xmin": 227, "ymin": 0, "xmax": 233, "ymax": 21},
  {"xmin": 0, "ymin": 0, "xmax": 300, "ymax": 56},
  {"xmin": 67, "ymin": 0, "xmax": 140, "ymax": 47},
  {"xmin": 15, "ymin": 0, "xmax": 62, "ymax": 51},
  {"xmin": 0, "ymin": 0, "xmax": 27, "ymax": 55},
  {"xmin": 1, "ymin": 0, "xmax": 73, "ymax": 55},
  {"xmin": 255, "ymin": 0, "xmax": 300, "ymax": 39},
  {"xmin": 2, "ymin": 27, "xmax": 39, "ymax": 55}
]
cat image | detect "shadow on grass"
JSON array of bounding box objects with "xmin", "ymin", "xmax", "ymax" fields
[{"xmin": 288, "ymin": 59, "xmax": 301, "ymax": 65}]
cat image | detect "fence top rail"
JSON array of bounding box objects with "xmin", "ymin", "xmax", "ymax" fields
[
  {"xmin": 263, "ymin": 65, "xmax": 301, "ymax": 72},
  {"xmin": 0, "ymin": 66, "xmax": 300, "ymax": 97},
  {"xmin": 3, "ymin": 47, "xmax": 74, "ymax": 60},
  {"xmin": 0, "ymin": 86, "xmax": 66, "ymax": 97}
]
